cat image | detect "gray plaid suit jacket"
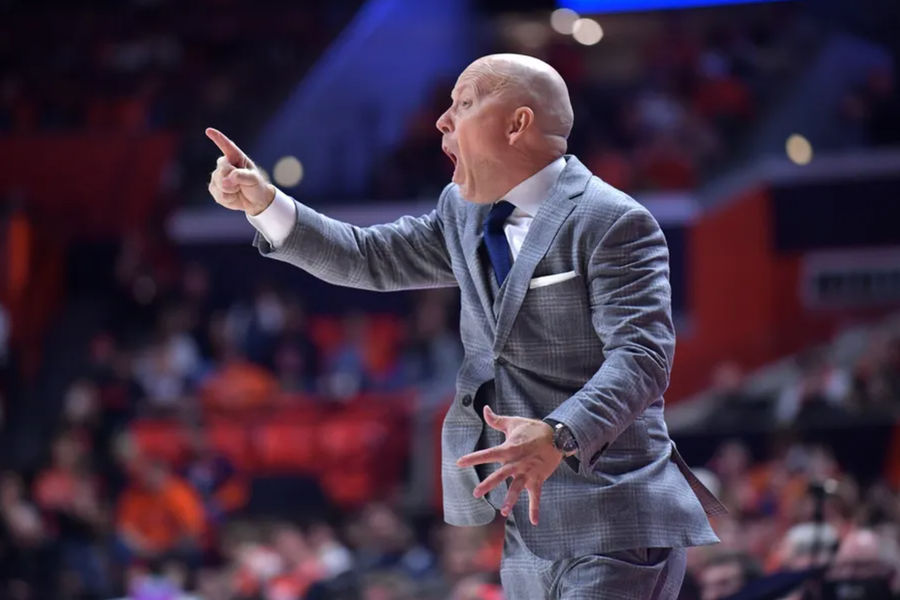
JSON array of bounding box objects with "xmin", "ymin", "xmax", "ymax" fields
[{"xmin": 253, "ymin": 155, "xmax": 725, "ymax": 559}]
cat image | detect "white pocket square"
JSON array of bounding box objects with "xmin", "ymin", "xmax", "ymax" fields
[{"xmin": 528, "ymin": 270, "xmax": 578, "ymax": 289}]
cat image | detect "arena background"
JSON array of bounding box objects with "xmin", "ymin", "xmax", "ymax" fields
[{"xmin": 1, "ymin": 0, "xmax": 900, "ymax": 598}]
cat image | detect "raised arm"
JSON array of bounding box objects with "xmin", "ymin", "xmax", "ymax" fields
[{"xmin": 205, "ymin": 127, "xmax": 457, "ymax": 291}]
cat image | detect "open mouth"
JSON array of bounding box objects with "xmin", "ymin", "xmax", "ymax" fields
[{"xmin": 442, "ymin": 146, "xmax": 458, "ymax": 167}]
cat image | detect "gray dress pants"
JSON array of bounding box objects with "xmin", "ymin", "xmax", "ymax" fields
[{"xmin": 499, "ymin": 513, "xmax": 687, "ymax": 600}]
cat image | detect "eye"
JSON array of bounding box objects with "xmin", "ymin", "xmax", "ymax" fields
[{"xmin": 460, "ymin": 99, "xmax": 472, "ymax": 108}]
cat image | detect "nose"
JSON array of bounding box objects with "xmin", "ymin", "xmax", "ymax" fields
[{"xmin": 435, "ymin": 109, "xmax": 453, "ymax": 134}]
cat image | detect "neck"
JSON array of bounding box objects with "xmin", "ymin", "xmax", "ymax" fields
[{"xmin": 500, "ymin": 151, "xmax": 562, "ymax": 193}]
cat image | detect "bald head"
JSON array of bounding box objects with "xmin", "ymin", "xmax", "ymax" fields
[
  {"xmin": 435, "ymin": 53, "xmax": 576, "ymax": 204},
  {"xmin": 460, "ymin": 54, "xmax": 574, "ymax": 143}
]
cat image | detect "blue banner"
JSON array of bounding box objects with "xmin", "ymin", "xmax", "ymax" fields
[{"xmin": 559, "ymin": 0, "xmax": 788, "ymax": 13}]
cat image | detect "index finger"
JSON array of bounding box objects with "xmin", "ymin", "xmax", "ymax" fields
[
  {"xmin": 205, "ymin": 127, "xmax": 248, "ymax": 167},
  {"xmin": 456, "ymin": 445, "xmax": 511, "ymax": 468}
]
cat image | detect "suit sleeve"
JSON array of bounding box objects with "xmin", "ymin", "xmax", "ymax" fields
[
  {"xmin": 545, "ymin": 207, "xmax": 675, "ymax": 477},
  {"xmin": 252, "ymin": 186, "xmax": 457, "ymax": 291}
]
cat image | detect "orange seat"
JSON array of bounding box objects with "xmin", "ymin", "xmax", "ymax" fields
[
  {"xmin": 254, "ymin": 420, "xmax": 319, "ymax": 473},
  {"xmin": 131, "ymin": 420, "xmax": 186, "ymax": 464},
  {"xmin": 317, "ymin": 417, "xmax": 388, "ymax": 465}
]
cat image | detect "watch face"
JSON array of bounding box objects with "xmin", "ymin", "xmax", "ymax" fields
[{"xmin": 554, "ymin": 425, "xmax": 577, "ymax": 453}]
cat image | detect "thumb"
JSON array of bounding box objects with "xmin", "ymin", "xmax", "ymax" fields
[
  {"xmin": 483, "ymin": 405, "xmax": 508, "ymax": 432},
  {"xmin": 222, "ymin": 168, "xmax": 260, "ymax": 187}
]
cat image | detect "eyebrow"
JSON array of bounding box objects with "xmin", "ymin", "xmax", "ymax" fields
[{"xmin": 451, "ymin": 82, "xmax": 476, "ymax": 102}]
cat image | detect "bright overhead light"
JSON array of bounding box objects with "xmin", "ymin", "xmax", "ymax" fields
[
  {"xmin": 785, "ymin": 134, "xmax": 813, "ymax": 165},
  {"xmin": 572, "ymin": 18, "xmax": 603, "ymax": 46},
  {"xmin": 550, "ymin": 8, "xmax": 579, "ymax": 35},
  {"xmin": 273, "ymin": 156, "xmax": 304, "ymax": 187}
]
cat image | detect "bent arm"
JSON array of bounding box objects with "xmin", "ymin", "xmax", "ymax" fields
[
  {"xmin": 251, "ymin": 186, "xmax": 457, "ymax": 291},
  {"xmin": 546, "ymin": 207, "xmax": 675, "ymax": 476}
]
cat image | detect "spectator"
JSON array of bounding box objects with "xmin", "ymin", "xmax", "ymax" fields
[
  {"xmin": 115, "ymin": 459, "xmax": 205, "ymax": 566},
  {"xmin": 402, "ymin": 290, "xmax": 462, "ymax": 393},
  {"xmin": 828, "ymin": 528, "xmax": 900, "ymax": 598},
  {"xmin": 307, "ymin": 522, "xmax": 354, "ymax": 579},
  {"xmin": 32, "ymin": 431, "xmax": 108, "ymax": 596},
  {"xmin": 322, "ymin": 313, "xmax": 372, "ymax": 399},
  {"xmin": 271, "ymin": 296, "xmax": 321, "ymax": 393},
  {"xmin": 199, "ymin": 344, "xmax": 278, "ymax": 414},
  {"xmin": 346, "ymin": 503, "xmax": 436, "ymax": 579},
  {"xmin": 0, "ymin": 472, "xmax": 52, "ymax": 599},
  {"xmin": 181, "ymin": 427, "xmax": 247, "ymax": 525},
  {"xmin": 775, "ymin": 522, "xmax": 840, "ymax": 570},
  {"xmin": 698, "ymin": 551, "xmax": 762, "ymax": 600}
]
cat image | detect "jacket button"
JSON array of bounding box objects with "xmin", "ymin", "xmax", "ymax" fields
[
  {"xmin": 461, "ymin": 394, "xmax": 472, "ymax": 407},
  {"xmin": 495, "ymin": 357, "xmax": 507, "ymax": 366}
]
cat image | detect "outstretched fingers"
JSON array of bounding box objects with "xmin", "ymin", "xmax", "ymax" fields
[
  {"xmin": 456, "ymin": 444, "xmax": 511, "ymax": 468},
  {"xmin": 526, "ymin": 482, "xmax": 542, "ymax": 525},
  {"xmin": 473, "ymin": 464, "xmax": 515, "ymax": 498},
  {"xmin": 500, "ymin": 477, "xmax": 526, "ymax": 517}
]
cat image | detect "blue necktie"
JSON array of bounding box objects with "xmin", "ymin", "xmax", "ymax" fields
[{"xmin": 483, "ymin": 200, "xmax": 516, "ymax": 286}]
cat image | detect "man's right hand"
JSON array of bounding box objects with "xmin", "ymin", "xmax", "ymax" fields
[{"xmin": 205, "ymin": 127, "xmax": 275, "ymax": 216}]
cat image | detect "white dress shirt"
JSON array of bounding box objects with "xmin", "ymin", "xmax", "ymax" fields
[{"xmin": 247, "ymin": 156, "xmax": 567, "ymax": 260}]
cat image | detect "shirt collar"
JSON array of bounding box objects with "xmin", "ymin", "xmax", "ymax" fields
[{"xmin": 501, "ymin": 156, "xmax": 567, "ymax": 217}]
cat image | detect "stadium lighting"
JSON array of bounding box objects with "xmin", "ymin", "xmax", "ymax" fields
[
  {"xmin": 273, "ymin": 156, "xmax": 304, "ymax": 187},
  {"xmin": 550, "ymin": 8, "xmax": 579, "ymax": 35},
  {"xmin": 572, "ymin": 18, "xmax": 603, "ymax": 45},
  {"xmin": 786, "ymin": 134, "xmax": 813, "ymax": 165}
]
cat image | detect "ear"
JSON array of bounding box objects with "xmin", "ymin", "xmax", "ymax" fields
[{"xmin": 507, "ymin": 107, "xmax": 534, "ymax": 145}]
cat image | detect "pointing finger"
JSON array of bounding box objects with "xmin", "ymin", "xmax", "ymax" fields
[{"xmin": 206, "ymin": 127, "xmax": 248, "ymax": 167}]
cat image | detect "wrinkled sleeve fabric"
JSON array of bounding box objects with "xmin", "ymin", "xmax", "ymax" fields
[
  {"xmin": 251, "ymin": 186, "xmax": 457, "ymax": 292},
  {"xmin": 546, "ymin": 207, "xmax": 676, "ymax": 477}
]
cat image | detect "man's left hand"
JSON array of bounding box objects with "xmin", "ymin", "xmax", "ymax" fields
[{"xmin": 456, "ymin": 405, "xmax": 563, "ymax": 525}]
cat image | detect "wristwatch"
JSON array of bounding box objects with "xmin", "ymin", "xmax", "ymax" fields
[{"xmin": 545, "ymin": 419, "xmax": 578, "ymax": 456}]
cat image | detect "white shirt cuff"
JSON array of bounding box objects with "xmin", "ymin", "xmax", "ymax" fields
[{"xmin": 246, "ymin": 188, "xmax": 296, "ymax": 249}]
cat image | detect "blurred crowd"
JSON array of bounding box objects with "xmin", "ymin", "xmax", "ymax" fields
[
  {"xmin": 5, "ymin": 1, "xmax": 898, "ymax": 206},
  {"xmin": 686, "ymin": 433, "xmax": 900, "ymax": 600},
  {"xmin": 372, "ymin": 4, "xmax": 899, "ymax": 200},
  {"xmin": 701, "ymin": 315, "xmax": 900, "ymax": 433},
  {"xmin": 3, "ymin": 1, "xmax": 900, "ymax": 599},
  {"xmin": 0, "ymin": 236, "xmax": 898, "ymax": 600},
  {"xmin": 0, "ymin": 0, "xmax": 360, "ymax": 206}
]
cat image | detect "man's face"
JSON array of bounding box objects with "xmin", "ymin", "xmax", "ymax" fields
[
  {"xmin": 436, "ymin": 72, "xmax": 512, "ymax": 204},
  {"xmin": 700, "ymin": 562, "xmax": 744, "ymax": 600}
]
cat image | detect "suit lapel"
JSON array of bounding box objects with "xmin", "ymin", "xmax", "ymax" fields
[
  {"xmin": 462, "ymin": 203, "xmax": 498, "ymax": 333},
  {"xmin": 492, "ymin": 156, "xmax": 591, "ymax": 356}
]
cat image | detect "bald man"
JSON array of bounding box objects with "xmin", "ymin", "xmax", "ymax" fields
[{"xmin": 207, "ymin": 53, "xmax": 724, "ymax": 599}]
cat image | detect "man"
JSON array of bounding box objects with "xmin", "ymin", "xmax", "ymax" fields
[
  {"xmin": 206, "ymin": 53, "xmax": 724, "ymax": 599},
  {"xmin": 698, "ymin": 551, "xmax": 762, "ymax": 600},
  {"xmin": 826, "ymin": 529, "xmax": 898, "ymax": 600}
]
